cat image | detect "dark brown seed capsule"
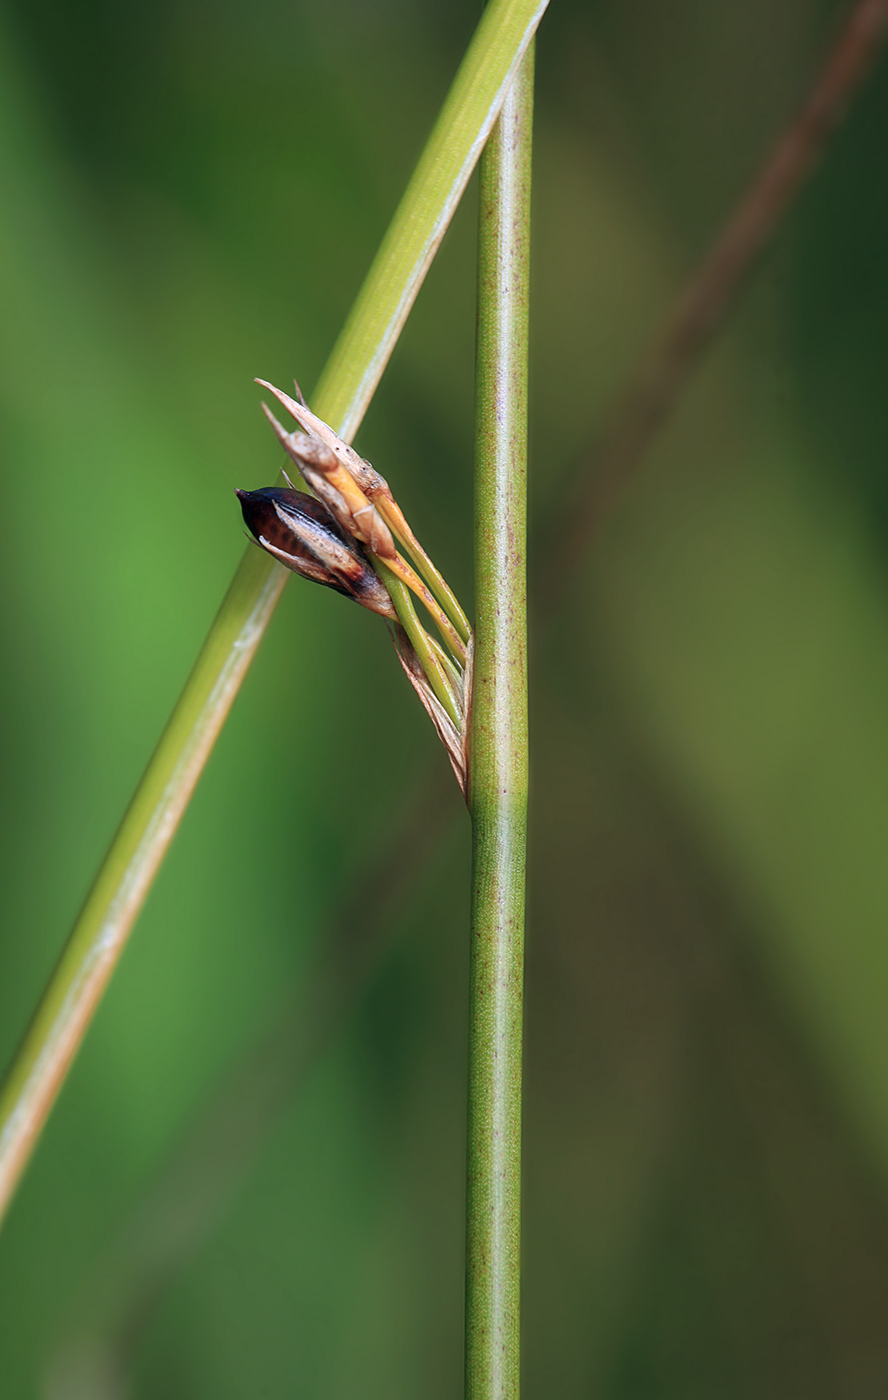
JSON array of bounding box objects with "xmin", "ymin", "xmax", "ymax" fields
[{"xmin": 235, "ymin": 486, "xmax": 397, "ymax": 619}]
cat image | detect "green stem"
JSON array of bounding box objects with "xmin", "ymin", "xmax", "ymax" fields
[
  {"xmin": 427, "ymin": 633, "xmax": 466, "ymax": 700},
  {"xmin": 318, "ymin": 0, "xmax": 549, "ymax": 439},
  {"xmin": 398, "ymin": 534, "xmax": 473, "ymax": 646},
  {"xmin": 375, "ymin": 561, "xmax": 461, "ymax": 727},
  {"xmin": 465, "ymin": 43, "xmax": 533, "ymax": 1400},
  {"xmin": 0, "ymin": 0, "xmax": 548, "ymax": 1231}
]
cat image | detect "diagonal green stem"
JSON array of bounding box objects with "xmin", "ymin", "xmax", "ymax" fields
[
  {"xmin": 318, "ymin": 0, "xmax": 548, "ymax": 439},
  {"xmin": 465, "ymin": 43, "xmax": 533, "ymax": 1400},
  {"xmin": 0, "ymin": 0, "xmax": 549, "ymax": 1231}
]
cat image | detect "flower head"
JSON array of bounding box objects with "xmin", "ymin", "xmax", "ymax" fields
[{"xmin": 239, "ymin": 382, "xmax": 473, "ymax": 794}]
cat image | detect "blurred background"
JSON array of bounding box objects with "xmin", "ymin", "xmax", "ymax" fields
[{"xmin": 2, "ymin": 0, "xmax": 888, "ymax": 1394}]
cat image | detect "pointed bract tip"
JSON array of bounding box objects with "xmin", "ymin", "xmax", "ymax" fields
[
  {"xmin": 259, "ymin": 400, "xmax": 288, "ymax": 438},
  {"xmin": 256, "ymin": 378, "xmax": 305, "ymax": 424}
]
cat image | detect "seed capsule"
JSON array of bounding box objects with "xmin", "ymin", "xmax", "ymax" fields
[{"xmin": 236, "ymin": 486, "xmax": 397, "ymax": 619}]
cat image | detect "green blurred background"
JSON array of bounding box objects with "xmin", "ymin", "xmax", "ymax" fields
[{"xmin": 3, "ymin": 0, "xmax": 888, "ymax": 1394}]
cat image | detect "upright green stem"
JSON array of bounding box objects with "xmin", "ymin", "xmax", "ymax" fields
[
  {"xmin": 466, "ymin": 44, "xmax": 533, "ymax": 1400},
  {"xmin": 0, "ymin": 0, "xmax": 548, "ymax": 1231}
]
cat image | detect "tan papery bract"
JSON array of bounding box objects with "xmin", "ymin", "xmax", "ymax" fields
[
  {"xmin": 256, "ymin": 381, "xmax": 397, "ymax": 559},
  {"xmin": 392, "ymin": 630, "xmax": 472, "ymax": 798}
]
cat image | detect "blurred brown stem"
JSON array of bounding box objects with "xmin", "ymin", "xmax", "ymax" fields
[{"xmin": 546, "ymin": 0, "xmax": 888, "ymax": 594}]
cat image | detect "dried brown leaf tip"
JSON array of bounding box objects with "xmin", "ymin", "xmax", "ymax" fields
[{"xmin": 238, "ymin": 381, "xmax": 473, "ymax": 795}]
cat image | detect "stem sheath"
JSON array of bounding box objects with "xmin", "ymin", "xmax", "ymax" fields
[{"xmin": 465, "ymin": 43, "xmax": 533, "ymax": 1400}]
